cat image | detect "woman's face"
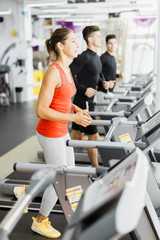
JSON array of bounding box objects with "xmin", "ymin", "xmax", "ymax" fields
[{"xmin": 62, "ymin": 31, "xmax": 79, "ymax": 59}]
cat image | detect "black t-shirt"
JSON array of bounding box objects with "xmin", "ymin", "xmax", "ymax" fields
[
  {"xmin": 100, "ymin": 51, "xmax": 117, "ymax": 81},
  {"xmin": 70, "ymin": 48, "xmax": 103, "ymax": 106}
]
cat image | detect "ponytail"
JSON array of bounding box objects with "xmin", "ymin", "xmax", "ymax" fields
[
  {"xmin": 45, "ymin": 39, "xmax": 52, "ymax": 55},
  {"xmin": 45, "ymin": 28, "xmax": 72, "ymax": 60}
]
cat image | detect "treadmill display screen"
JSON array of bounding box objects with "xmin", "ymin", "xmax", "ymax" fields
[
  {"xmin": 82, "ymin": 151, "xmax": 137, "ymax": 213},
  {"xmin": 104, "ymin": 160, "xmax": 136, "ymax": 196},
  {"xmin": 140, "ymin": 110, "xmax": 160, "ymax": 136}
]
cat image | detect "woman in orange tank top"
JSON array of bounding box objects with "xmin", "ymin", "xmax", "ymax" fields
[
  {"xmin": 35, "ymin": 28, "xmax": 92, "ymax": 238},
  {"xmin": 16, "ymin": 28, "xmax": 92, "ymax": 238}
]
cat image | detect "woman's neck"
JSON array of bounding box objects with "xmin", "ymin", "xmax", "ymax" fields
[
  {"xmin": 56, "ymin": 58, "xmax": 73, "ymax": 83},
  {"xmin": 56, "ymin": 56, "xmax": 72, "ymax": 70}
]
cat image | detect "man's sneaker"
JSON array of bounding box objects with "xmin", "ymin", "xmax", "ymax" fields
[
  {"xmin": 31, "ymin": 217, "xmax": 61, "ymax": 238},
  {"xmin": 13, "ymin": 185, "xmax": 28, "ymax": 213}
]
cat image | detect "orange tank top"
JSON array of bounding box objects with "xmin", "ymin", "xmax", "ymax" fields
[{"xmin": 36, "ymin": 62, "xmax": 76, "ymax": 138}]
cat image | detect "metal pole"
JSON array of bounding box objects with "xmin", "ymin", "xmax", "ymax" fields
[
  {"xmin": 14, "ymin": 163, "xmax": 98, "ymax": 176},
  {"xmin": 66, "ymin": 139, "xmax": 135, "ymax": 151}
]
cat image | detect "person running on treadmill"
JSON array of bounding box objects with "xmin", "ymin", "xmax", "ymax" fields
[
  {"xmin": 70, "ymin": 25, "xmax": 109, "ymax": 168},
  {"xmin": 100, "ymin": 34, "xmax": 123, "ymax": 95},
  {"xmin": 13, "ymin": 28, "xmax": 92, "ymax": 239}
]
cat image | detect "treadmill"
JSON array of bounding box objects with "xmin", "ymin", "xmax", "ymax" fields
[
  {"xmin": 89, "ymin": 91, "xmax": 154, "ymax": 122},
  {"xmin": 103, "ymin": 110, "xmax": 160, "ymax": 167},
  {"xmin": 1, "ymin": 148, "xmax": 155, "ymax": 240},
  {"xmin": 62, "ymin": 148, "xmax": 160, "ymax": 240},
  {"xmin": 67, "ymin": 111, "xmax": 160, "ymax": 226},
  {"xmin": 66, "ymin": 110, "xmax": 160, "ymax": 167}
]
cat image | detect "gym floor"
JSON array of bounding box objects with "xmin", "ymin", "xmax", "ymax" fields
[{"xmin": 0, "ymin": 101, "xmax": 38, "ymax": 156}]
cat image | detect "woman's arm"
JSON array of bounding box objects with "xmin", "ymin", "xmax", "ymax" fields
[
  {"xmin": 71, "ymin": 103, "xmax": 92, "ymax": 120},
  {"xmin": 71, "ymin": 104, "xmax": 83, "ymax": 113}
]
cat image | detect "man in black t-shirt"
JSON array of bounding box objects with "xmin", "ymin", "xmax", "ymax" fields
[
  {"xmin": 100, "ymin": 34, "xmax": 123, "ymax": 94},
  {"xmin": 70, "ymin": 25, "xmax": 109, "ymax": 167}
]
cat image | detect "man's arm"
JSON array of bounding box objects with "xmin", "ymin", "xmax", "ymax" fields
[
  {"xmin": 70, "ymin": 53, "xmax": 89, "ymax": 94},
  {"xmin": 116, "ymin": 71, "xmax": 124, "ymax": 79},
  {"xmin": 97, "ymin": 73, "xmax": 107, "ymax": 93}
]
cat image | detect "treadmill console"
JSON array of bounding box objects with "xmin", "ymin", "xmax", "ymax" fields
[
  {"xmin": 62, "ymin": 148, "xmax": 149, "ymax": 240},
  {"xmin": 82, "ymin": 152, "xmax": 137, "ymax": 213},
  {"xmin": 131, "ymin": 93, "xmax": 153, "ymax": 113},
  {"xmin": 140, "ymin": 111, "xmax": 160, "ymax": 136}
]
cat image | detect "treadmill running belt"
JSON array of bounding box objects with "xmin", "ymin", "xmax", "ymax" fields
[{"xmin": 0, "ymin": 209, "xmax": 67, "ymax": 240}]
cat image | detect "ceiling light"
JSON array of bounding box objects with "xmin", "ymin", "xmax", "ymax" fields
[
  {"xmin": 42, "ymin": 8, "xmax": 76, "ymax": 13},
  {"xmin": 25, "ymin": 0, "xmax": 67, "ymax": 7},
  {"xmin": 38, "ymin": 14, "xmax": 70, "ymax": 18},
  {"xmin": 66, "ymin": 18, "xmax": 94, "ymax": 21},
  {"xmin": 0, "ymin": 9, "xmax": 12, "ymax": 15}
]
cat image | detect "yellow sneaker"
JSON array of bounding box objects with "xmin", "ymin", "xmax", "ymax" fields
[
  {"xmin": 31, "ymin": 217, "xmax": 61, "ymax": 238},
  {"xmin": 13, "ymin": 185, "xmax": 28, "ymax": 213}
]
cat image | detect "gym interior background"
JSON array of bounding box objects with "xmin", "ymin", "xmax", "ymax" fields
[
  {"xmin": 0, "ymin": 0, "xmax": 159, "ymax": 239},
  {"xmin": 0, "ymin": 0, "xmax": 158, "ymax": 103},
  {"xmin": 0, "ymin": 0, "xmax": 158, "ymax": 153}
]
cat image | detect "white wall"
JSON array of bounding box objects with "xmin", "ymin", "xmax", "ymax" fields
[
  {"xmin": 122, "ymin": 18, "xmax": 156, "ymax": 82},
  {"xmin": 0, "ymin": 0, "xmax": 33, "ymax": 102},
  {"xmin": 124, "ymin": 38, "xmax": 155, "ymax": 82}
]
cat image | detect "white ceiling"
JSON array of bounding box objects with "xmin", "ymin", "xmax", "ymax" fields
[{"xmin": 24, "ymin": 0, "xmax": 157, "ymax": 20}]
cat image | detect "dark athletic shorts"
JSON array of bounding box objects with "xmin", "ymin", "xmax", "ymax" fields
[
  {"xmin": 72, "ymin": 94, "xmax": 98, "ymax": 135},
  {"xmin": 72, "ymin": 121, "xmax": 98, "ymax": 135}
]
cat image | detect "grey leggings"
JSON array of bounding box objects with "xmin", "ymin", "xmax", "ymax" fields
[{"xmin": 36, "ymin": 131, "xmax": 75, "ymax": 217}]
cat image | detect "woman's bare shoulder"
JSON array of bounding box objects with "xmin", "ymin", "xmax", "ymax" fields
[
  {"xmin": 42, "ymin": 64, "xmax": 61, "ymax": 88},
  {"xmin": 46, "ymin": 64, "xmax": 60, "ymax": 75},
  {"xmin": 43, "ymin": 64, "xmax": 60, "ymax": 80}
]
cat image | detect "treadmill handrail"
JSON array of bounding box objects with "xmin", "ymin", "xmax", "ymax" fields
[
  {"xmin": 90, "ymin": 119, "xmax": 138, "ymax": 126},
  {"xmin": 88, "ymin": 111, "xmax": 131, "ymax": 117},
  {"xmin": 104, "ymin": 95, "xmax": 136, "ymax": 101},
  {"xmin": 14, "ymin": 163, "xmax": 109, "ymax": 177},
  {"xmin": 66, "ymin": 139, "xmax": 135, "ymax": 151}
]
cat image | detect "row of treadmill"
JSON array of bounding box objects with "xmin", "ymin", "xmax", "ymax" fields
[{"xmin": 1, "ymin": 71, "xmax": 160, "ymax": 240}]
